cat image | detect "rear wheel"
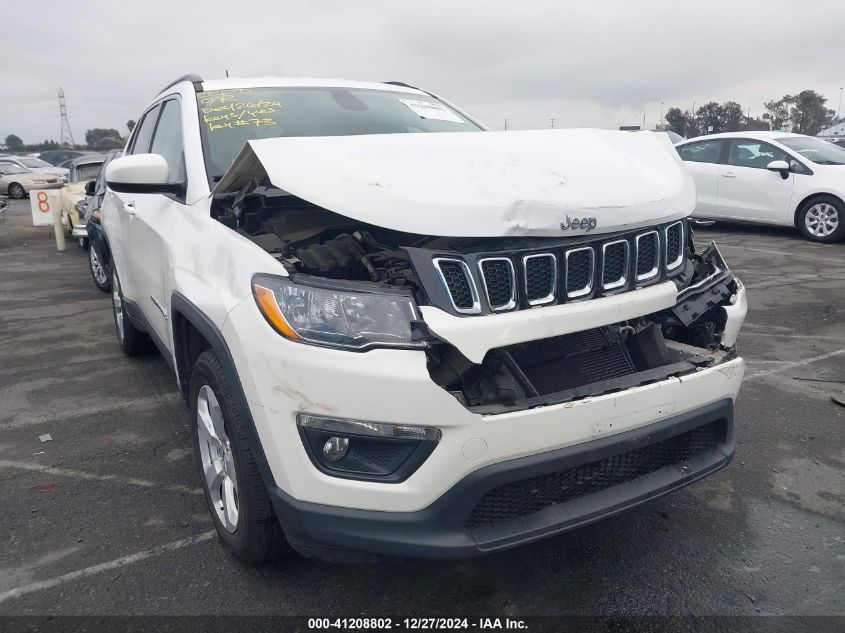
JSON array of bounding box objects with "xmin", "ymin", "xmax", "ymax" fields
[
  {"xmin": 798, "ymin": 196, "xmax": 845, "ymax": 243},
  {"xmin": 190, "ymin": 350, "xmax": 288, "ymax": 565},
  {"xmin": 7, "ymin": 183, "xmax": 25, "ymax": 199},
  {"xmin": 110, "ymin": 268, "xmax": 152, "ymax": 355},
  {"xmin": 89, "ymin": 243, "xmax": 111, "ymax": 292}
]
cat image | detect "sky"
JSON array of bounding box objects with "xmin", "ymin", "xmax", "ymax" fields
[{"xmin": 3, "ymin": 0, "xmax": 845, "ymax": 144}]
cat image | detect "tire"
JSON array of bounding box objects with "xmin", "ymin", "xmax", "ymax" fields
[
  {"xmin": 110, "ymin": 268, "xmax": 152, "ymax": 355},
  {"xmin": 190, "ymin": 350, "xmax": 288, "ymax": 565},
  {"xmin": 7, "ymin": 183, "xmax": 25, "ymax": 199},
  {"xmin": 797, "ymin": 196, "xmax": 845, "ymax": 243},
  {"xmin": 89, "ymin": 243, "xmax": 111, "ymax": 292}
]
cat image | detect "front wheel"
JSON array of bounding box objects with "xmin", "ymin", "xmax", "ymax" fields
[
  {"xmin": 798, "ymin": 196, "xmax": 845, "ymax": 243},
  {"xmin": 7, "ymin": 183, "xmax": 25, "ymax": 199},
  {"xmin": 190, "ymin": 350, "xmax": 288, "ymax": 565}
]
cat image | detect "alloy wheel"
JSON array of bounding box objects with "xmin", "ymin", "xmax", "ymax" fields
[
  {"xmin": 90, "ymin": 247, "xmax": 108, "ymax": 285},
  {"xmin": 196, "ymin": 385, "xmax": 239, "ymax": 533},
  {"xmin": 805, "ymin": 203, "xmax": 839, "ymax": 238}
]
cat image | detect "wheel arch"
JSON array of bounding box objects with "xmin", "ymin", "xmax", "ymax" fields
[
  {"xmin": 170, "ymin": 292, "xmax": 278, "ymax": 490},
  {"xmin": 792, "ymin": 192, "xmax": 845, "ymax": 227}
]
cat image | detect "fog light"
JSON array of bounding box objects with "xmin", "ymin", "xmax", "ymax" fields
[{"xmin": 322, "ymin": 436, "xmax": 349, "ymax": 462}]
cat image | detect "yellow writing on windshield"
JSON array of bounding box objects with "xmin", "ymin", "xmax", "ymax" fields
[{"xmin": 198, "ymin": 89, "xmax": 282, "ymax": 132}]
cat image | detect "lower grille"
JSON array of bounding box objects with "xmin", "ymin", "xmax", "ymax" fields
[
  {"xmin": 466, "ymin": 421, "xmax": 721, "ymax": 529},
  {"xmin": 505, "ymin": 329, "xmax": 634, "ymax": 395}
]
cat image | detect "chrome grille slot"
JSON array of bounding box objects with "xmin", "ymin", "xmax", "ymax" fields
[
  {"xmin": 635, "ymin": 230, "xmax": 659, "ymax": 282},
  {"xmin": 665, "ymin": 221, "xmax": 684, "ymax": 271},
  {"xmin": 523, "ymin": 253, "xmax": 556, "ymax": 305},
  {"xmin": 433, "ymin": 258, "xmax": 480, "ymax": 314},
  {"xmin": 565, "ymin": 247, "xmax": 594, "ymax": 299},
  {"xmin": 478, "ymin": 257, "xmax": 516, "ymax": 311},
  {"xmin": 601, "ymin": 240, "xmax": 629, "ymax": 291}
]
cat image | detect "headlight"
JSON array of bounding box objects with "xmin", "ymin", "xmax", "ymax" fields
[
  {"xmin": 28, "ymin": 180, "xmax": 46, "ymax": 185},
  {"xmin": 75, "ymin": 200, "xmax": 87, "ymax": 213},
  {"xmin": 251, "ymin": 274, "xmax": 427, "ymax": 351}
]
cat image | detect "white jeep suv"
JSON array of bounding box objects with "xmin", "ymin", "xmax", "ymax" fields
[{"xmin": 102, "ymin": 75, "xmax": 746, "ymax": 563}]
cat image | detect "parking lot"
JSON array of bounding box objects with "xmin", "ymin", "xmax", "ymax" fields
[{"xmin": 0, "ymin": 197, "xmax": 843, "ymax": 616}]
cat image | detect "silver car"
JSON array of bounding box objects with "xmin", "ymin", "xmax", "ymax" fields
[{"xmin": 0, "ymin": 163, "xmax": 64, "ymax": 198}]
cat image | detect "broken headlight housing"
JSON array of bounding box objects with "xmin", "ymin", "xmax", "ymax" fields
[{"xmin": 251, "ymin": 273, "xmax": 427, "ymax": 351}]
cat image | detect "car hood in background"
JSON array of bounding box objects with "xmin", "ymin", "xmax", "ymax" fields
[{"xmin": 215, "ymin": 129, "xmax": 695, "ymax": 237}]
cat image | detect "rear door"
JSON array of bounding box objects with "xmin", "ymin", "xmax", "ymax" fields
[
  {"xmin": 676, "ymin": 139, "xmax": 725, "ymax": 216},
  {"xmin": 715, "ymin": 139, "xmax": 796, "ymax": 223}
]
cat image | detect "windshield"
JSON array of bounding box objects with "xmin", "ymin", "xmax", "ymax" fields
[
  {"xmin": 196, "ymin": 86, "xmax": 482, "ymax": 181},
  {"xmin": 0, "ymin": 164, "xmax": 29, "ymax": 175},
  {"xmin": 779, "ymin": 136, "xmax": 845, "ymax": 165},
  {"xmin": 19, "ymin": 158, "xmax": 52, "ymax": 168}
]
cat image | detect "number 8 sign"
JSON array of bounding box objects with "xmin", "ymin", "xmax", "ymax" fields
[{"xmin": 30, "ymin": 189, "xmax": 60, "ymax": 227}]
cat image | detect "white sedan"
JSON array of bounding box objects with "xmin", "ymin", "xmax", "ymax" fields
[{"xmin": 676, "ymin": 131, "xmax": 845, "ymax": 243}]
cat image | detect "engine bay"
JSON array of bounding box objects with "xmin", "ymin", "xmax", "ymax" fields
[{"xmin": 213, "ymin": 186, "xmax": 742, "ymax": 414}]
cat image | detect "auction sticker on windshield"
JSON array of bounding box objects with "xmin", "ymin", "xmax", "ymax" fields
[{"xmin": 398, "ymin": 98, "xmax": 465, "ymax": 123}]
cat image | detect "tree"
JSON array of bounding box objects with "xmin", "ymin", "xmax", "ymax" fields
[
  {"xmin": 664, "ymin": 108, "xmax": 687, "ymax": 136},
  {"xmin": 789, "ymin": 90, "xmax": 835, "ymax": 135},
  {"xmin": 721, "ymin": 101, "xmax": 745, "ymax": 132},
  {"xmin": 763, "ymin": 96, "xmax": 794, "ymax": 131},
  {"xmin": 85, "ymin": 128, "xmax": 122, "ymax": 151},
  {"xmin": 5, "ymin": 134, "xmax": 23, "ymax": 150},
  {"xmin": 664, "ymin": 107, "xmax": 700, "ymax": 139},
  {"xmin": 695, "ymin": 102, "xmax": 724, "ymax": 134},
  {"xmin": 127, "ymin": 120, "xmax": 136, "ymax": 133}
]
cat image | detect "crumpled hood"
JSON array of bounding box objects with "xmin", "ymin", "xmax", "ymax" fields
[{"xmin": 215, "ymin": 129, "xmax": 695, "ymax": 237}]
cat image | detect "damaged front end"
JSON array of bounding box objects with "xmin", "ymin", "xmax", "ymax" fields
[{"xmin": 427, "ymin": 238, "xmax": 744, "ymax": 414}]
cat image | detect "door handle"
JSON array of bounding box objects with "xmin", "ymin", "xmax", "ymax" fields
[
  {"xmin": 721, "ymin": 172, "xmax": 736, "ymax": 178},
  {"xmin": 124, "ymin": 200, "xmax": 136, "ymax": 216}
]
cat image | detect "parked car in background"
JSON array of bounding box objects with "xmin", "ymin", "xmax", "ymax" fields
[
  {"xmin": 676, "ymin": 132, "xmax": 845, "ymax": 243},
  {"xmin": 0, "ymin": 163, "xmax": 64, "ymax": 198},
  {"xmin": 38, "ymin": 149, "xmax": 90, "ymax": 166},
  {"xmin": 60, "ymin": 154, "xmax": 105, "ymax": 246},
  {"xmin": 0, "ymin": 155, "xmax": 68, "ymax": 180},
  {"xmin": 85, "ymin": 149, "xmax": 122, "ymax": 291}
]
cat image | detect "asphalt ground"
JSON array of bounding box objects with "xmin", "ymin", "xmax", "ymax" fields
[{"xmin": 0, "ymin": 198, "xmax": 843, "ymax": 617}]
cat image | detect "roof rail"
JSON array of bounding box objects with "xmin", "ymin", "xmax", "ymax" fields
[
  {"xmin": 383, "ymin": 81, "xmax": 422, "ymax": 91},
  {"xmin": 159, "ymin": 74, "xmax": 204, "ymax": 95}
]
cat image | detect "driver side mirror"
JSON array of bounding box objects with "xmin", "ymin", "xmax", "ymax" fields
[
  {"xmin": 766, "ymin": 160, "xmax": 790, "ymax": 179},
  {"xmin": 84, "ymin": 180, "xmax": 96, "ymax": 196},
  {"xmin": 105, "ymin": 154, "xmax": 182, "ymax": 195}
]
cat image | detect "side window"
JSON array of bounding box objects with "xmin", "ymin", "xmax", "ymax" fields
[
  {"xmin": 149, "ymin": 99, "xmax": 186, "ymax": 185},
  {"xmin": 677, "ymin": 140, "xmax": 724, "ymax": 164},
  {"xmin": 129, "ymin": 105, "xmax": 161, "ymax": 155},
  {"xmin": 727, "ymin": 140, "xmax": 790, "ymax": 170}
]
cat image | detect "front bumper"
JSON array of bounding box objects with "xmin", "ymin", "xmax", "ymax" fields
[{"xmin": 270, "ymin": 398, "xmax": 734, "ymax": 560}]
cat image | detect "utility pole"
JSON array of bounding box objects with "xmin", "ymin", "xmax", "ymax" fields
[
  {"xmin": 58, "ymin": 87, "xmax": 75, "ymax": 147},
  {"xmin": 504, "ymin": 118, "xmax": 508, "ymax": 131},
  {"xmin": 838, "ymin": 87, "xmax": 843, "ymax": 123},
  {"xmin": 549, "ymin": 118, "xmax": 555, "ymax": 129}
]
